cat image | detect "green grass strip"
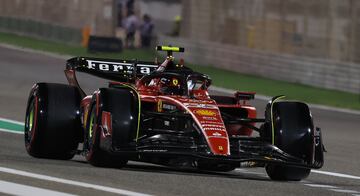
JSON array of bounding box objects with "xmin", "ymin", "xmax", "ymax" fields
[
  {"xmin": 0, "ymin": 32, "xmax": 156, "ymax": 61},
  {"xmin": 0, "ymin": 32, "xmax": 359, "ymax": 110},
  {"xmin": 193, "ymin": 65, "xmax": 360, "ymax": 110}
]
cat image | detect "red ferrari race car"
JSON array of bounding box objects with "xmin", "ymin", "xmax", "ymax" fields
[{"xmin": 24, "ymin": 46, "xmax": 324, "ymax": 181}]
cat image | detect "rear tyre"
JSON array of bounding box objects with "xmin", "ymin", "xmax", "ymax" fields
[
  {"xmin": 84, "ymin": 88, "xmax": 138, "ymax": 168},
  {"xmin": 24, "ymin": 83, "xmax": 82, "ymax": 159},
  {"xmin": 264, "ymin": 101, "xmax": 313, "ymax": 181}
]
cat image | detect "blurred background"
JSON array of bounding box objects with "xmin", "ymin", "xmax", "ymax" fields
[
  {"xmin": 0, "ymin": 0, "xmax": 359, "ymax": 106},
  {"xmin": 1, "ymin": 2, "xmax": 360, "ymax": 196}
]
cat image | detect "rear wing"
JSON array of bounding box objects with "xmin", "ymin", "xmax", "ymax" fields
[{"xmin": 66, "ymin": 57, "xmax": 159, "ymax": 82}]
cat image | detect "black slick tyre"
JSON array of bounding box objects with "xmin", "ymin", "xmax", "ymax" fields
[
  {"xmin": 265, "ymin": 164, "xmax": 310, "ymax": 181},
  {"xmin": 85, "ymin": 104, "xmax": 128, "ymax": 167},
  {"xmin": 24, "ymin": 83, "xmax": 82, "ymax": 159},
  {"xmin": 265, "ymin": 101, "xmax": 313, "ymax": 181},
  {"xmin": 84, "ymin": 88, "xmax": 138, "ymax": 168}
]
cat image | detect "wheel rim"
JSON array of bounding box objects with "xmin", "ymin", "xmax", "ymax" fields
[
  {"xmin": 29, "ymin": 107, "xmax": 34, "ymax": 133},
  {"xmin": 25, "ymin": 98, "xmax": 37, "ymax": 145},
  {"xmin": 87, "ymin": 107, "xmax": 96, "ymax": 150}
]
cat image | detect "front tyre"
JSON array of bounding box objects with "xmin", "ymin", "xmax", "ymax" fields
[
  {"xmin": 264, "ymin": 101, "xmax": 313, "ymax": 181},
  {"xmin": 265, "ymin": 165, "xmax": 310, "ymax": 181}
]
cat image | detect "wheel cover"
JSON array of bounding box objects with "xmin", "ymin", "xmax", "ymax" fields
[
  {"xmin": 85, "ymin": 106, "xmax": 97, "ymax": 161},
  {"xmin": 89, "ymin": 112, "xmax": 95, "ymax": 139},
  {"xmin": 29, "ymin": 107, "xmax": 34, "ymax": 132},
  {"xmin": 87, "ymin": 109, "xmax": 96, "ymax": 150}
]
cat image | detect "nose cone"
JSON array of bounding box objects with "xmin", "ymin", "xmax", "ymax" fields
[
  {"xmin": 208, "ymin": 137, "xmax": 230, "ymax": 155},
  {"xmin": 190, "ymin": 108, "xmax": 230, "ymax": 156}
]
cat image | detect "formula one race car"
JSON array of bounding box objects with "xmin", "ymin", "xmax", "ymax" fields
[{"xmin": 24, "ymin": 46, "xmax": 324, "ymax": 181}]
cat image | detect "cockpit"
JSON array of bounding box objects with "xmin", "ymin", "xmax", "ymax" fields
[{"xmin": 137, "ymin": 71, "xmax": 212, "ymax": 97}]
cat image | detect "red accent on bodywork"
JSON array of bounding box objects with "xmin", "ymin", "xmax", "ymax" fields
[
  {"xmin": 137, "ymin": 80, "xmax": 161, "ymax": 96},
  {"xmin": 216, "ymin": 103, "xmax": 257, "ymax": 136},
  {"xmin": 242, "ymin": 106, "xmax": 256, "ymax": 136},
  {"xmin": 224, "ymin": 106, "xmax": 256, "ymax": 136},
  {"xmin": 64, "ymin": 69, "xmax": 77, "ymax": 86},
  {"xmin": 153, "ymin": 96, "xmax": 230, "ymax": 156},
  {"xmin": 208, "ymin": 137, "xmax": 229, "ymax": 154},
  {"xmin": 109, "ymin": 81, "xmax": 124, "ymax": 86},
  {"xmin": 190, "ymin": 89, "xmax": 210, "ymax": 99},
  {"xmin": 189, "ymin": 107, "xmax": 230, "ymax": 156},
  {"xmin": 235, "ymin": 91, "xmax": 256, "ymax": 97},
  {"xmin": 81, "ymin": 96, "xmax": 92, "ymax": 129},
  {"xmin": 81, "ymin": 96, "xmax": 92, "ymax": 107},
  {"xmin": 101, "ymin": 111, "xmax": 112, "ymax": 137}
]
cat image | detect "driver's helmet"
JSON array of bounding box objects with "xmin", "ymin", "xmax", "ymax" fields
[{"xmin": 159, "ymin": 77, "xmax": 184, "ymax": 95}]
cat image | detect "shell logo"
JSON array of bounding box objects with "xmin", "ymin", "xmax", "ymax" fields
[
  {"xmin": 194, "ymin": 109, "xmax": 216, "ymax": 116},
  {"xmin": 157, "ymin": 100, "xmax": 162, "ymax": 112}
]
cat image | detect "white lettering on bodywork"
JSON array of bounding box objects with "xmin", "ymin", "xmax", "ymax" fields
[
  {"xmin": 99, "ymin": 64, "xmax": 109, "ymax": 71},
  {"xmin": 112, "ymin": 65, "xmax": 124, "ymax": 71}
]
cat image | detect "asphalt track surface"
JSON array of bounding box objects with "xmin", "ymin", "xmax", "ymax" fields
[{"xmin": 0, "ymin": 45, "xmax": 360, "ymax": 196}]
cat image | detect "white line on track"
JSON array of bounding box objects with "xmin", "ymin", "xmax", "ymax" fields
[
  {"xmin": 312, "ymin": 170, "xmax": 360, "ymax": 180},
  {"xmin": 0, "ymin": 166, "xmax": 152, "ymax": 196},
  {"xmin": 0, "ymin": 180, "xmax": 75, "ymax": 196},
  {"xmin": 0, "ymin": 117, "xmax": 24, "ymax": 125},
  {"xmin": 234, "ymin": 169, "xmax": 360, "ymax": 196},
  {"xmin": 304, "ymin": 183, "xmax": 360, "ymax": 195},
  {"xmin": 0, "ymin": 128, "xmax": 23, "ymax": 134},
  {"xmin": 329, "ymin": 189, "xmax": 360, "ymax": 194},
  {"xmin": 303, "ymin": 184, "xmax": 338, "ymax": 189},
  {"xmin": 234, "ymin": 167, "xmax": 360, "ymax": 181}
]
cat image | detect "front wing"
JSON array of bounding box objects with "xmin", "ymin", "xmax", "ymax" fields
[{"xmin": 99, "ymin": 132, "xmax": 324, "ymax": 169}]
